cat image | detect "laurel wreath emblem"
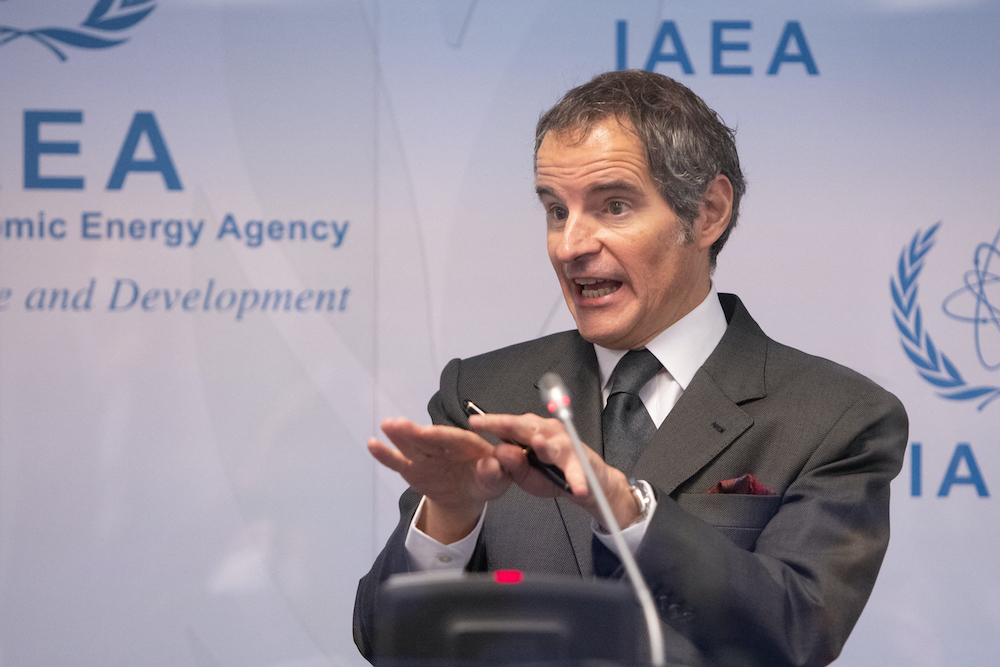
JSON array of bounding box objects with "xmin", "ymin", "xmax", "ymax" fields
[
  {"xmin": 0, "ymin": 0, "xmax": 155, "ymax": 61},
  {"xmin": 891, "ymin": 223, "xmax": 1000, "ymax": 410}
]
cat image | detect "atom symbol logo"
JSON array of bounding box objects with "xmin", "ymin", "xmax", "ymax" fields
[
  {"xmin": 942, "ymin": 227, "xmax": 1000, "ymax": 372},
  {"xmin": 891, "ymin": 224, "xmax": 1000, "ymax": 410}
]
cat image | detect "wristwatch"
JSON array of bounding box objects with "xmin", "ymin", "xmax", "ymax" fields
[{"xmin": 628, "ymin": 478, "xmax": 653, "ymax": 524}]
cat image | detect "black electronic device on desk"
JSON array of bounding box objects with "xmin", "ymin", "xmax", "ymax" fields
[{"xmin": 374, "ymin": 570, "xmax": 643, "ymax": 666}]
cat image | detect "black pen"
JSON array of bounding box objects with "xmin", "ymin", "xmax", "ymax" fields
[{"xmin": 465, "ymin": 400, "xmax": 572, "ymax": 493}]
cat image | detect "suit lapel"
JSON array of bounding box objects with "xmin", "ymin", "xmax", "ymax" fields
[
  {"xmin": 635, "ymin": 294, "xmax": 768, "ymax": 495},
  {"xmin": 547, "ymin": 337, "xmax": 604, "ymax": 452},
  {"xmin": 540, "ymin": 335, "xmax": 602, "ymax": 576},
  {"xmin": 634, "ymin": 369, "xmax": 753, "ymax": 494}
]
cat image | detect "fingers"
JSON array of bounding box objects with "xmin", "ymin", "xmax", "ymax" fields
[
  {"xmin": 493, "ymin": 443, "xmax": 531, "ymax": 482},
  {"xmin": 474, "ymin": 453, "xmax": 516, "ymax": 497},
  {"xmin": 380, "ymin": 417, "xmax": 493, "ymax": 462},
  {"xmin": 368, "ymin": 418, "xmax": 518, "ymax": 518},
  {"xmin": 473, "ymin": 413, "xmax": 593, "ymax": 498},
  {"xmin": 367, "ymin": 437, "xmax": 411, "ymax": 473},
  {"xmin": 469, "ymin": 413, "xmax": 554, "ymax": 448},
  {"xmin": 494, "ymin": 443, "xmax": 563, "ymax": 499},
  {"xmin": 528, "ymin": 431, "xmax": 590, "ymax": 497}
]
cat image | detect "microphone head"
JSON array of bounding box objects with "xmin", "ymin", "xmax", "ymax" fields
[
  {"xmin": 538, "ymin": 372, "xmax": 564, "ymax": 397},
  {"xmin": 538, "ymin": 372, "xmax": 572, "ymax": 417}
]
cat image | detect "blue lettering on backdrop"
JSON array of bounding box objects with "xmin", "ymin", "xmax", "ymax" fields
[
  {"xmin": 616, "ymin": 20, "xmax": 628, "ymax": 71},
  {"xmin": 109, "ymin": 278, "xmax": 140, "ymax": 311},
  {"xmin": 24, "ymin": 110, "xmax": 85, "ymax": 189},
  {"xmin": 3, "ymin": 212, "xmax": 67, "ymax": 239},
  {"xmin": 24, "ymin": 280, "xmax": 95, "ymax": 311},
  {"xmin": 22, "ymin": 110, "xmax": 183, "ymax": 191},
  {"xmin": 938, "ymin": 443, "xmax": 990, "ymax": 497},
  {"xmin": 617, "ymin": 20, "xmax": 818, "ymax": 76},
  {"xmin": 911, "ymin": 442, "xmax": 923, "ymax": 496},
  {"xmin": 910, "ymin": 442, "xmax": 991, "ymax": 497},
  {"xmin": 106, "ymin": 277, "xmax": 350, "ymax": 320},
  {"xmin": 712, "ymin": 21, "xmax": 752, "ymax": 75},
  {"xmin": 80, "ymin": 211, "xmax": 202, "ymax": 246},
  {"xmin": 767, "ymin": 21, "xmax": 819, "ymax": 75},
  {"xmin": 106, "ymin": 112, "xmax": 182, "ymax": 190},
  {"xmin": 81, "ymin": 211, "xmax": 101, "ymax": 239},
  {"xmin": 641, "ymin": 21, "xmax": 694, "ymax": 75},
  {"xmin": 217, "ymin": 213, "xmax": 349, "ymax": 249}
]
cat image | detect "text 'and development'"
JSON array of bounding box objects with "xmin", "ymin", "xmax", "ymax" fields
[{"xmin": 0, "ymin": 279, "xmax": 351, "ymax": 321}]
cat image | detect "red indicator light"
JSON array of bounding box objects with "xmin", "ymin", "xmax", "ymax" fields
[
  {"xmin": 494, "ymin": 570, "xmax": 523, "ymax": 584},
  {"xmin": 547, "ymin": 400, "xmax": 557, "ymax": 413},
  {"xmin": 562, "ymin": 395, "xmax": 570, "ymax": 406}
]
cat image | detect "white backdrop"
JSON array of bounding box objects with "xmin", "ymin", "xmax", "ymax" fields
[{"xmin": 1, "ymin": 1, "xmax": 997, "ymax": 665}]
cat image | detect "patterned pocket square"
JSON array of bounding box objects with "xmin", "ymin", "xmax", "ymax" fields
[{"xmin": 706, "ymin": 473, "xmax": 776, "ymax": 496}]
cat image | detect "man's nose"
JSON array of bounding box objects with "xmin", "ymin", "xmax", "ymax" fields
[{"xmin": 554, "ymin": 212, "xmax": 601, "ymax": 263}]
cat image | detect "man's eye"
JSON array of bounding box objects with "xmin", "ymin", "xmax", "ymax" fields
[
  {"xmin": 550, "ymin": 206, "xmax": 568, "ymax": 221},
  {"xmin": 608, "ymin": 201, "xmax": 629, "ymax": 215}
]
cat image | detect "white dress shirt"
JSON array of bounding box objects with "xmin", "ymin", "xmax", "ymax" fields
[{"xmin": 405, "ymin": 285, "xmax": 729, "ymax": 571}]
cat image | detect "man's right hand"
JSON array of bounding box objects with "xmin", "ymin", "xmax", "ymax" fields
[{"xmin": 367, "ymin": 417, "xmax": 512, "ymax": 544}]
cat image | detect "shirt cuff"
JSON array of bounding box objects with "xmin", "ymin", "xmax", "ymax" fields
[
  {"xmin": 591, "ymin": 480, "xmax": 657, "ymax": 559},
  {"xmin": 404, "ymin": 495, "xmax": 486, "ymax": 572}
]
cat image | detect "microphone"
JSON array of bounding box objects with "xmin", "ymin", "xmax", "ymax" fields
[{"xmin": 538, "ymin": 372, "xmax": 666, "ymax": 667}]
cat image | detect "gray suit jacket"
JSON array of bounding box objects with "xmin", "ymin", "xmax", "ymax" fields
[{"xmin": 354, "ymin": 293, "xmax": 908, "ymax": 666}]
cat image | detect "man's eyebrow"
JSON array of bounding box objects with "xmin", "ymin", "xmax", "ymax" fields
[
  {"xmin": 535, "ymin": 180, "xmax": 642, "ymax": 199},
  {"xmin": 588, "ymin": 179, "xmax": 642, "ymax": 196}
]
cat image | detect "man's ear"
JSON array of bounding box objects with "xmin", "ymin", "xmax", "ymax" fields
[{"xmin": 695, "ymin": 174, "xmax": 734, "ymax": 250}]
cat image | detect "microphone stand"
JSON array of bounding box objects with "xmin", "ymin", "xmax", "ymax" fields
[{"xmin": 539, "ymin": 373, "xmax": 666, "ymax": 667}]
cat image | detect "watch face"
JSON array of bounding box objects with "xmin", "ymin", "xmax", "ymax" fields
[{"xmin": 629, "ymin": 481, "xmax": 651, "ymax": 521}]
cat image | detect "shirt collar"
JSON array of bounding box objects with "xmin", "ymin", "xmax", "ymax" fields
[{"xmin": 594, "ymin": 284, "xmax": 728, "ymax": 391}]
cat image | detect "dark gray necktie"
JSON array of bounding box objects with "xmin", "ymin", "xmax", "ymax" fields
[{"xmin": 602, "ymin": 349, "xmax": 662, "ymax": 473}]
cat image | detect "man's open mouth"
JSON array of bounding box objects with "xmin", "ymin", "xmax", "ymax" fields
[{"xmin": 575, "ymin": 277, "xmax": 621, "ymax": 299}]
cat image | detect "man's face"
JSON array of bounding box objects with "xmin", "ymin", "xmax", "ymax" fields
[{"xmin": 536, "ymin": 118, "xmax": 713, "ymax": 350}]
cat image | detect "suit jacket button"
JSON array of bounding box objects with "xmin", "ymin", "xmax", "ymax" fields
[{"xmin": 666, "ymin": 603, "xmax": 684, "ymax": 620}]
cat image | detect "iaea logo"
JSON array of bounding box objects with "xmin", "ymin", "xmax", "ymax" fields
[
  {"xmin": 892, "ymin": 223, "xmax": 1000, "ymax": 410},
  {"xmin": 0, "ymin": 0, "xmax": 155, "ymax": 61}
]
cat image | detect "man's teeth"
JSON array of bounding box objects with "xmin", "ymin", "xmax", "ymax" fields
[
  {"xmin": 582, "ymin": 286, "xmax": 616, "ymax": 298},
  {"xmin": 574, "ymin": 278, "xmax": 619, "ymax": 298}
]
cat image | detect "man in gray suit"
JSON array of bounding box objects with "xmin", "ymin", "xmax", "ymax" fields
[{"xmin": 354, "ymin": 70, "xmax": 908, "ymax": 666}]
